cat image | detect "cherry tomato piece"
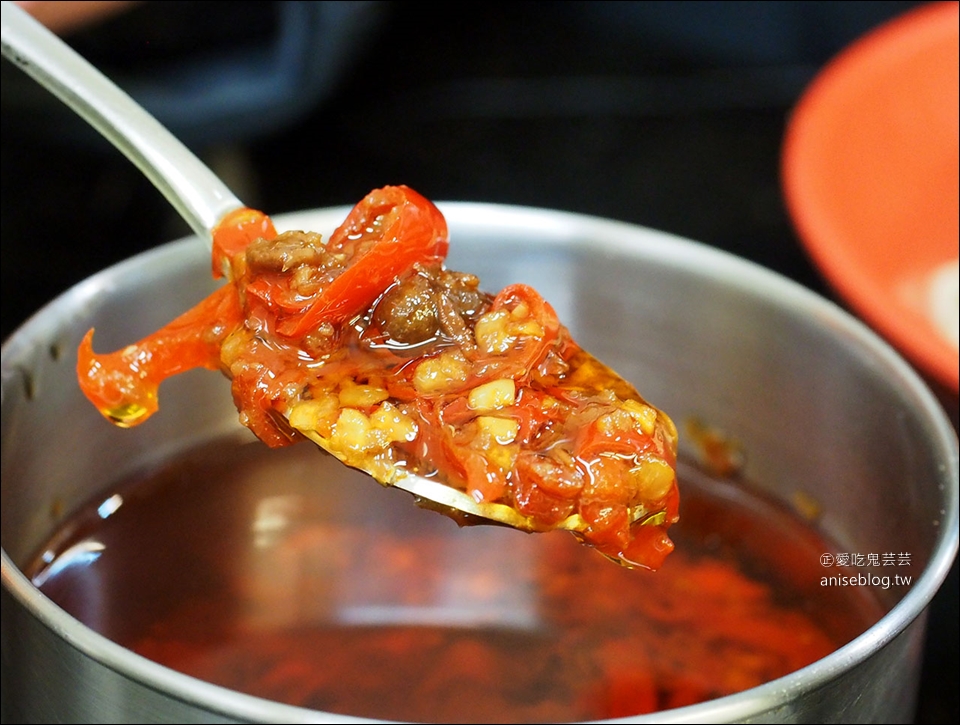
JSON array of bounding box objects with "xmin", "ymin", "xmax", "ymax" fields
[
  {"xmin": 77, "ymin": 285, "xmax": 242, "ymax": 427},
  {"xmin": 277, "ymin": 186, "xmax": 449, "ymax": 337},
  {"xmin": 212, "ymin": 207, "xmax": 277, "ymax": 278}
]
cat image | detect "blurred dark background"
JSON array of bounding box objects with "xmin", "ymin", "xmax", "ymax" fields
[{"xmin": 1, "ymin": 1, "xmax": 956, "ymax": 722}]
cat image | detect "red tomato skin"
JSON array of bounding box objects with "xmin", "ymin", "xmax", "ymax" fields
[
  {"xmin": 77, "ymin": 285, "xmax": 242, "ymax": 427},
  {"xmin": 277, "ymin": 186, "xmax": 449, "ymax": 338},
  {"xmin": 212, "ymin": 208, "xmax": 277, "ymax": 278}
]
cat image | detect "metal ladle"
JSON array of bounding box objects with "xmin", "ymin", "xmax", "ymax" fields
[{"xmin": 0, "ymin": 0, "xmax": 614, "ymax": 536}]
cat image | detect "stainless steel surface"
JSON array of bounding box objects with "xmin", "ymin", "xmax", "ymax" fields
[
  {"xmin": 0, "ymin": 1, "xmax": 241, "ymax": 244},
  {"xmin": 2, "ymin": 203, "xmax": 959, "ymax": 723}
]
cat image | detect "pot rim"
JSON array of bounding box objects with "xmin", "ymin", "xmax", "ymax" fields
[{"xmin": 3, "ymin": 202, "xmax": 958, "ymax": 723}]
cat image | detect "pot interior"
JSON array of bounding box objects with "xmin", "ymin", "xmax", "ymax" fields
[{"xmin": 2, "ymin": 204, "xmax": 957, "ymax": 722}]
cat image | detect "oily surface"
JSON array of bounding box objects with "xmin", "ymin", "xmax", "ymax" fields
[{"xmin": 27, "ymin": 437, "xmax": 882, "ymax": 722}]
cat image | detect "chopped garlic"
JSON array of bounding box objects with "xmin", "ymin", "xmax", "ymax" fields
[
  {"xmin": 338, "ymin": 381, "xmax": 389, "ymax": 408},
  {"xmin": 476, "ymin": 415, "xmax": 520, "ymax": 444},
  {"xmin": 413, "ymin": 351, "xmax": 470, "ymax": 394},
  {"xmin": 468, "ymin": 378, "xmax": 516, "ymax": 412},
  {"xmin": 622, "ymin": 398, "xmax": 658, "ymax": 436}
]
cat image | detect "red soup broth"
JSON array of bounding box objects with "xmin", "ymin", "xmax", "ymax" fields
[{"xmin": 25, "ymin": 436, "xmax": 883, "ymax": 722}]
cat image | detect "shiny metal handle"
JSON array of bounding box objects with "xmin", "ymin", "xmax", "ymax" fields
[{"xmin": 0, "ymin": 1, "xmax": 242, "ymax": 245}]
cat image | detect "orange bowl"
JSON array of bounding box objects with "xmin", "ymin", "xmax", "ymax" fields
[{"xmin": 782, "ymin": 1, "xmax": 959, "ymax": 392}]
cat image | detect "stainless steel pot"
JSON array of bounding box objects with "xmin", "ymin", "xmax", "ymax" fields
[{"xmin": 2, "ymin": 203, "xmax": 958, "ymax": 723}]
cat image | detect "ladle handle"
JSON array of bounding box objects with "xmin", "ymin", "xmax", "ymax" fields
[{"xmin": 0, "ymin": 1, "xmax": 242, "ymax": 245}]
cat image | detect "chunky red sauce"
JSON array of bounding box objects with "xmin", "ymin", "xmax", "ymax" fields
[{"xmin": 77, "ymin": 186, "xmax": 679, "ymax": 568}]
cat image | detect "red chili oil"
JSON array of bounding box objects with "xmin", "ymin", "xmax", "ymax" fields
[{"xmin": 25, "ymin": 436, "xmax": 884, "ymax": 722}]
